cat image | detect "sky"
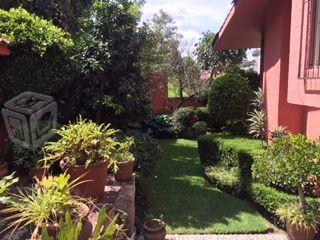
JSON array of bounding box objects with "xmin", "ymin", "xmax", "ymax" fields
[{"xmin": 141, "ymin": 0, "xmax": 233, "ymax": 44}]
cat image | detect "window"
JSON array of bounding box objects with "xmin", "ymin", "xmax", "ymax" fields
[
  {"xmin": 299, "ymin": 0, "xmax": 320, "ymax": 79},
  {"xmin": 312, "ymin": 0, "xmax": 320, "ymax": 66}
]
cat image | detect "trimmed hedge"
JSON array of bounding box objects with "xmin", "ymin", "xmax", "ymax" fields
[
  {"xmin": 205, "ymin": 166, "xmax": 244, "ymax": 196},
  {"xmin": 198, "ymin": 134, "xmax": 265, "ymax": 169},
  {"xmin": 199, "ymin": 134, "xmax": 320, "ymax": 226},
  {"xmin": 199, "ymin": 134, "xmax": 266, "ymax": 196}
]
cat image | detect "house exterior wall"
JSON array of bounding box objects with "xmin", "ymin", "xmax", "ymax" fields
[
  {"xmin": 263, "ymin": 0, "xmax": 304, "ymax": 138},
  {"xmin": 287, "ymin": 0, "xmax": 320, "ymax": 139}
]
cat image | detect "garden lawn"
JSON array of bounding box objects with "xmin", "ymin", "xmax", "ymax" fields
[{"xmin": 141, "ymin": 139, "xmax": 269, "ymax": 234}]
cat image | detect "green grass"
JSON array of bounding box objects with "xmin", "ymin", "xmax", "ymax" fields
[
  {"xmin": 141, "ymin": 139, "xmax": 270, "ymax": 234},
  {"xmin": 168, "ymin": 82, "xmax": 188, "ymax": 98},
  {"xmin": 209, "ymin": 134, "xmax": 266, "ymax": 156}
]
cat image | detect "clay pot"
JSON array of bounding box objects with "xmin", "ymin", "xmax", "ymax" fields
[
  {"xmin": 29, "ymin": 167, "xmax": 46, "ymax": 181},
  {"xmin": 286, "ymin": 223, "xmax": 316, "ymax": 240},
  {"xmin": 115, "ymin": 160, "xmax": 135, "ymax": 182},
  {"xmin": 61, "ymin": 160, "xmax": 109, "ymax": 200},
  {"xmin": 143, "ymin": 219, "xmax": 166, "ymax": 240},
  {"xmin": 0, "ymin": 162, "xmax": 8, "ymax": 178}
]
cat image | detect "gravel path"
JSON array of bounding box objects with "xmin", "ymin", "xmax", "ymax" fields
[{"xmin": 165, "ymin": 233, "xmax": 288, "ymax": 240}]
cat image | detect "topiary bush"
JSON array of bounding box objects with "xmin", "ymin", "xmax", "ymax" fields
[
  {"xmin": 197, "ymin": 134, "xmax": 220, "ymax": 165},
  {"xmin": 208, "ymin": 73, "xmax": 253, "ymax": 134},
  {"xmin": 0, "ymin": 8, "xmax": 74, "ymax": 105},
  {"xmin": 205, "ymin": 166, "xmax": 244, "ymax": 196}
]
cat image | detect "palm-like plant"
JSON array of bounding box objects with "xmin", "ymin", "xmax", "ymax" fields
[
  {"xmin": 247, "ymin": 88, "xmax": 267, "ymax": 145},
  {"xmin": 0, "ymin": 174, "xmax": 86, "ymax": 238},
  {"xmin": 247, "ymin": 109, "xmax": 266, "ymax": 140}
]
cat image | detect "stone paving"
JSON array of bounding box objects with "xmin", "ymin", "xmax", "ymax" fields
[{"xmin": 165, "ymin": 233, "xmax": 288, "ymax": 240}]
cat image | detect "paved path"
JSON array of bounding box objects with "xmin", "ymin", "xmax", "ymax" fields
[{"xmin": 165, "ymin": 233, "xmax": 288, "ymax": 240}]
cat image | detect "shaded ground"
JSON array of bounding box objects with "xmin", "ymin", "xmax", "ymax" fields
[{"xmin": 141, "ymin": 139, "xmax": 270, "ymax": 234}]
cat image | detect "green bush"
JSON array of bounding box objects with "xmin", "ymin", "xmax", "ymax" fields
[
  {"xmin": 193, "ymin": 121, "xmax": 207, "ymax": 138},
  {"xmin": 195, "ymin": 107, "xmax": 210, "ymax": 123},
  {"xmin": 205, "ymin": 166, "xmax": 244, "ymax": 196},
  {"xmin": 198, "ymin": 134, "xmax": 265, "ymax": 169},
  {"xmin": 149, "ymin": 115, "xmax": 175, "ymax": 139},
  {"xmin": 127, "ymin": 130, "xmax": 161, "ymax": 177},
  {"xmin": 249, "ymin": 183, "xmax": 298, "ymax": 215},
  {"xmin": 0, "ymin": 8, "xmax": 74, "ymax": 105},
  {"xmin": 171, "ymin": 107, "xmax": 209, "ymax": 139},
  {"xmin": 197, "ymin": 135, "xmax": 220, "ymax": 165},
  {"xmin": 208, "ymin": 73, "xmax": 253, "ymax": 134},
  {"xmin": 252, "ymin": 134, "xmax": 320, "ymax": 194}
]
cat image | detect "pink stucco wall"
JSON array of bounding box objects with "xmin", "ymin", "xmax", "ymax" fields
[
  {"xmin": 214, "ymin": 0, "xmax": 320, "ymax": 140},
  {"xmin": 263, "ymin": 0, "xmax": 304, "ymax": 139},
  {"xmin": 287, "ymin": 0, "xmax": 320, "ymax": 140}
]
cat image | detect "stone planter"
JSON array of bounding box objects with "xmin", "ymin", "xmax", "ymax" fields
[
  {"xmin": 115, "ymin": 160, "xmax": 135, "ymax": 182},
  {"xmin": 61, "ymin": 159, "xmax": 109, "ymax": 200},
  {"xmin": 286, "ymin": 222, "xmax": 316, "ymax": 240},
  {"xmin": 0, "ymin": 162, "xmax": 8, "ymax": 178},
  {"xmin": 143, "ymin": 219, "xmax": 166, "ymax": 240}
]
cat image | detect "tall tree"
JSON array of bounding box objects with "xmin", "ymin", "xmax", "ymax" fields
[
  {"xmin": 68, "ymin": 0, "xmax": 151, "ymax": 127},
  {"xmin": 195, "ymin": 31, "xmax": 246, "ymax": 80}
]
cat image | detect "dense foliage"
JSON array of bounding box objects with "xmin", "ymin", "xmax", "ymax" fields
[
  {"xmin": 127, "ymin": 130, "xmax": 161, "ymax": 177},
  {"xmin": 0, "ymin": 8, "xmax": 73, "ymax": 104},
  {"xmin": 172, "ymin": 107, "xmax": 208, "ymax": 139},
  {"xmin": 149, "ymin": 115, "xmax": 175, "ymax": 139},
  {"xmin": 0, "ymin": 0, "xmax": 92, "ymax": 34},
  {"xmin": 208, "ymin": 73, "xmax": 253, "ymax": 134},
  {"xmin": 252, "ymin": 135, "xmax": 320, "ymax": 193},
  {"xmin": 44, "ymin": 118, "xmax": 118, "ymax": 167},
  {"xmin": 66, "ymin": 0, "xmax": 151, "ymax": 126}
]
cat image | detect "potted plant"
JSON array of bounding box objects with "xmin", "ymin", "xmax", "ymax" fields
[
  {"xmin": 41, "ymin": 205, "xmax": 127, "ymax": 240},
  {"xmin": 5, "ymin": 140, "xmax": 46, "ymax": 180},
  {"xmin": 111, "ymin": 137, "xmax": 136, "ymax": 182},
  {"xmin": 276, "ymin": 202, "xmax": 320, "ymax": 240},
  {"xmin": 44, "ymin": 117, "xmax": 118, "ymax": 199},
  {"xmin": 0, "ymin": 174, "xmax": 90, "ymax": 239},
  {"xmin": 143, "ymin": 218, "xmax": 166, "ymax": 240},
  {"xmin": 253, "ymin": 134, "xmax": 320, "ymax": 240}
]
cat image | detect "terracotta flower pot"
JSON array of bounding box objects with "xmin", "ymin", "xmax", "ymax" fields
[
  {"xmin": 286, "ymin": 222, "xmax": 316, "ymax": 240},
  {"xmin": 61, "ymin": 160, "xmax": 109, "ymax": 200},
  {"xmin": 29, "ymin": 167, "xmax": 46, "ymax": 181},
  {"xmin": 115, "ymin": 160, "xmax": 135, "ymax": 182},
  {"xmin": 143, "ymin": 219, "xmax": 166, "ymax": 240},
  {"xmin": 0, "ymin": 162, "xmax": 8, "ymax": 178}
]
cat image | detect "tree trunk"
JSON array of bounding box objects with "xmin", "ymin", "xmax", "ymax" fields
[{"xmin": 298, "ymin": 186, "xmax": 307, "ymax": 213}]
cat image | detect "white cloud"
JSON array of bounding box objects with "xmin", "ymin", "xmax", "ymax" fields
[{"xmin": 141, "ymin": 0, "xmax": 232, "ymax": 37}]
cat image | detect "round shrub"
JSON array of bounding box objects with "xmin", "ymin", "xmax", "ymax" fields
[
  {"xmin": 172, "ymin": 107, "xmax": 198, "ymax": 138},
  {"xmin": 208, "ymin": 73, "xmax": 253, "ymax": 134},
  {"xmin": 127, "ymin": 130, "xmax": 161, "ymax": 177}
]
